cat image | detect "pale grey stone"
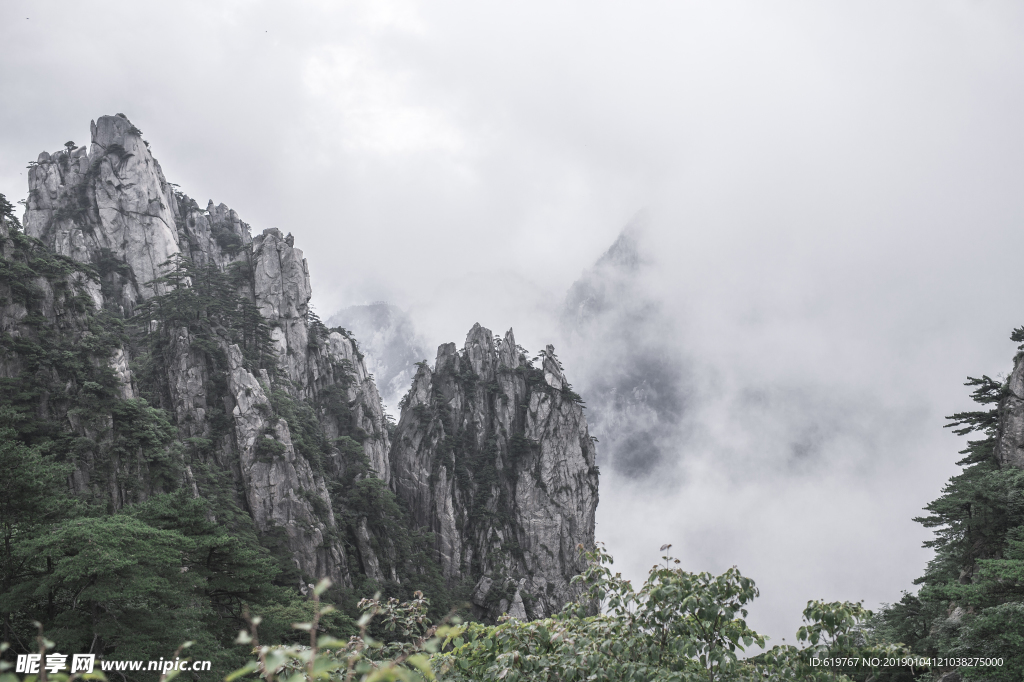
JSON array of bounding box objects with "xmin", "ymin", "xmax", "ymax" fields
[
  {"xmin": 390, "ymin": 323, "xmax": 599, "ymax": 619},
  {"xmin": 24, "ymin": 115, "xmax": 181, "ymax": 308},
  {"xmin": 6, "ymin": 114, "xmax": 601, "ymax": 612},
  {"xmin": 355, "ymin": 517, "xmax": 385, "ymax": 583},
  {"xmin": 996, "ymin": 353, "xmax": 1024, "ymax": 469}
]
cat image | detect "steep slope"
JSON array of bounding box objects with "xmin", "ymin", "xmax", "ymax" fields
[
  {"xmin": 6, "ymin": 114, "xmax": 393, "ymax": 591},
  {"xmin": 389, "ymin": 323, "xmax": 599, "ymax": 619},
  {"xmin": 2, "ymin": 114, "xmax": 603, "ymax": 646}
]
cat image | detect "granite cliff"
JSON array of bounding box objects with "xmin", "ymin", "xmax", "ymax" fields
[
  {"xmin": 6, "ymin": 114, "xmax": 392, "ymax": 590},
  {"xmin": 327, "ymin": 303, "xmax": 427, "ymax": 412},
  {"xmin": 390, "ymin": 324, "xmax": 599, "ymax": 620},
  {"xmin": 1, "ymin": 113, "xmax": 597, "ymax": 619},
  {"xmin": 995, "ymin": 351, "xmax": 1024, "ymax": 470}
]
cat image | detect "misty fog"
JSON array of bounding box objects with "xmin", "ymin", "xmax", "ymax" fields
[{"xmin": 4, "ymin": 0, "xmax": 1024, "ymax": 643}]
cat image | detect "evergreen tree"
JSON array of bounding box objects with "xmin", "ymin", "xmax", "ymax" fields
[{"xmin": 875, "ymin": 336, "xmax": 1024, "ymax": 680}]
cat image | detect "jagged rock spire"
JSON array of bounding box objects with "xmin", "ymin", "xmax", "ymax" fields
[{"xmin": 390, "ymin": 323, "xmax": 599, "ymax": 619}]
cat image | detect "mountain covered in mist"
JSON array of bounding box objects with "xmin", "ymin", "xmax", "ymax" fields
[
  {"xmin": 328, "ymin": 220, "xmax": 690, "ymax": 481},
  {"xmin": 0, "ymin": 114, "xmax": 597, "ymax": 666},
  {"xmin": 5, "ymin": 113, "xmax": 1024, "ymax": 679},
  {"xmin": 560, "ymin": 219, "xmax": 688, "ymax": 479}
]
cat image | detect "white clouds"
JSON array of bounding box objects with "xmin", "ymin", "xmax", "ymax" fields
[
  {"xmin": 3, "ymin": 0, "xmax": 1024, "ymax": 645},
  {"xmin": 302, "ymin": 44, "xmax": 468, "ymax": 157}
]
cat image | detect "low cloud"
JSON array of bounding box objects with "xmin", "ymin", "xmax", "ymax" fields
[{"xmin": 4, "ymin": 0, "xmax": 1024, "ymax": 645}]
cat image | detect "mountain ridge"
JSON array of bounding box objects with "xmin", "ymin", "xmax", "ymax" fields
[{"xmin": 0, "ymin": 114, "xmax": 598, "ymax": 662}]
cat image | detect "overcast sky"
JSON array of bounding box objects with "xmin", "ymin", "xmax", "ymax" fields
[{"xmin": 4, "ymin": 0, "xmax": 1024, "ymax": 644}]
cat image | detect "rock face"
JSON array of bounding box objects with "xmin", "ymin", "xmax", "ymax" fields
[
  {"xmin": 249, "ymin": 228, "xmax": 392, "ymax": 482},
  {"xmin": 996, "ymin": 354, "xmax": 1024, "ymax": 469},
  {"xmin": 7, "ymin": 114, "xmax": 393, "ymax": 589},
  {"xmin": 390, "ymin": 323, "xmax": 600, "ymax": 619},
  {"xmin": 24, "ymin": 115, "xmax": 181, "ymax": 309},
  {"xmin": 327, "ymin": 303, "xmax": 427, "ymax": 412},
  {"xmin": 3, "ymin": 113, "xmax": 600, "ymax": 613}
]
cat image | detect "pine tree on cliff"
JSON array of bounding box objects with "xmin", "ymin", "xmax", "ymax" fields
[{"xmin": 874, "ymin": 330, "xmax": 1024, "ymax": 678}]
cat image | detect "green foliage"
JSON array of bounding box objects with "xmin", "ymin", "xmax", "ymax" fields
[
  {"xmin": 319, "ymin": 382, "xmax": 368, "ymax": 445},
  {"xmin": 0, "ymin": 484, "xmax": 296, "ymax": 679},
  {"xmin": 0, "ymin": 217, "xmax": 128, "ymax": 456},
  {"xmin": 212, "ymin": 223, "xmax": 244, "ymax": 256},
  {"xmin": 331, "ymin": 475, "xmax": 453, "ymax": 623},
  {"xmin": 564, "ymin": 543, "xmax": 763, "ymax": 681},
  {"xmin": 948, "ymin": 602, "xmax": 1024, "ymax": 681},
  {"xmin": 431, "ymin": 546, "xmax": 913, "ymax": 682},
  {"xmin": 253, "ymin": 597, "xmax": 357, "ymax": 648},
  {"xmin": 307, "ymin": 309, "xmax": 330, "ymax": 346},
  {"xmin": 797, "ymin": 600, "xmax": 873, "ymax": 651},
  {"xmin": 0, "ymin": 193, "xmax": 20, "ymax": 228},
  {"xmin": 269, "ymin": 388, "xmax": 330, "ymax": 472},
  {"xmin": 17, "ymin": 514, "xmax": 197, "ymax": 661},
  {"xmin": 871, "ymin": 328, "xmax": 1024, "ymax": 679},
  {"xmin": 133, "ymin": 255, "xmax": 274, "ymax": 402},
  {"xmin": 433, "ymin": 545, "xmax": 757, "ymax": 681},
  {"xmin": 0, "ymin": 428, "xmax": 79, "ymax": 645},
  {"xmin": 229, "ymin": 582, "xmax": 446, "ymax": 682},
  {"xmin": 435, "ymin": 614, "xmax": 656, "ymax": 682},
  {"xmin": 255, "ymin": 436, "xmax": 288, "ymax": 462},
  {"xmin": 325, "ymin": 436, "xmax": 443, "ymax": 603},
  {"xmin": 93, "ymin": 248, "xmax": 133, "ymax": 303},
  {"xmin": 765, "ymin": 600, "xmax": 912, "ymax": 681},
  {"xmin": 3, "ymin": 541, "xmax": 924, "ymax": 682}
]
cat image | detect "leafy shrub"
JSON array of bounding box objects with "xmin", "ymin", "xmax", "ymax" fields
[{"xmin": 1, "ymin": 544, "xmax": 918, "ymax": 682}]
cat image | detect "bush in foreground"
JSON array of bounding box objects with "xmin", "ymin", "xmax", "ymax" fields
[{"xmin": 1, "ymin": 545, "xmax": 915, "ymax": 682}]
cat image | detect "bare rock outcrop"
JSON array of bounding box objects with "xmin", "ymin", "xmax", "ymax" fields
[
  {"xmin": 6, "ymin": 114, "xmax": 392, "ymax": 589},
  {"xmin": 225, "ymin": 344, "xmax": 348, "ymax": 584},
  {"xmin": 250, "ymin": 226, "xmax": 392, "ymax": 482},
  {"xmin": 24, "ymin": 115, "xmax": 180, "ymax": 309},
  {"xmin": 5, "ymin": 113, "xmax": 599, "ymax": 606},
  {"xmin": 996, "ymin": 354, "xmax": 1024, "ymax": 469},
  {"xmin": 390, "ymin": 323, "xmax": 600, "ymax": 619}
]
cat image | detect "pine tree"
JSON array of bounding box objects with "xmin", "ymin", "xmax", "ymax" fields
[{"xmin": 875, "ymin": 336, "xmax": 1024, "ymax": 680}]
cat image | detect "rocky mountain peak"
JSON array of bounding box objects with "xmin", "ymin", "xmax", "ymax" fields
[
  {"xmin": 995, "ymin": 355, "xmax": 1024, "ymax": 469},
  {"xmin": 325, "ymin": 302, "xmax": 427, "ymax": 412},
  {"xmin": 560, "ymin": 220, "xmax": 687, "ymax": 479},
  {"xmin": 25, "ymin": 114, "xmax": 181, "ymax": 307},
  {"xmin": 3, "ymin": 114, "xmax": 600, "ymax": 625},
  {"xmin": 6, "ymin": 114, "xmax": 395, "ymax": 591},
  {"xmin": 390, "ymin": 323, "xmax": 599, "ymax": 620}
]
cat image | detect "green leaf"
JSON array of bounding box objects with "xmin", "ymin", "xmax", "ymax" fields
[
  {"xmin": 313, "ymin": 578, "xmax": 332, "ymax": 596},
  {"xmin": 224, "ymin": 661, "xmax": 259, "ymax": 682}
]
